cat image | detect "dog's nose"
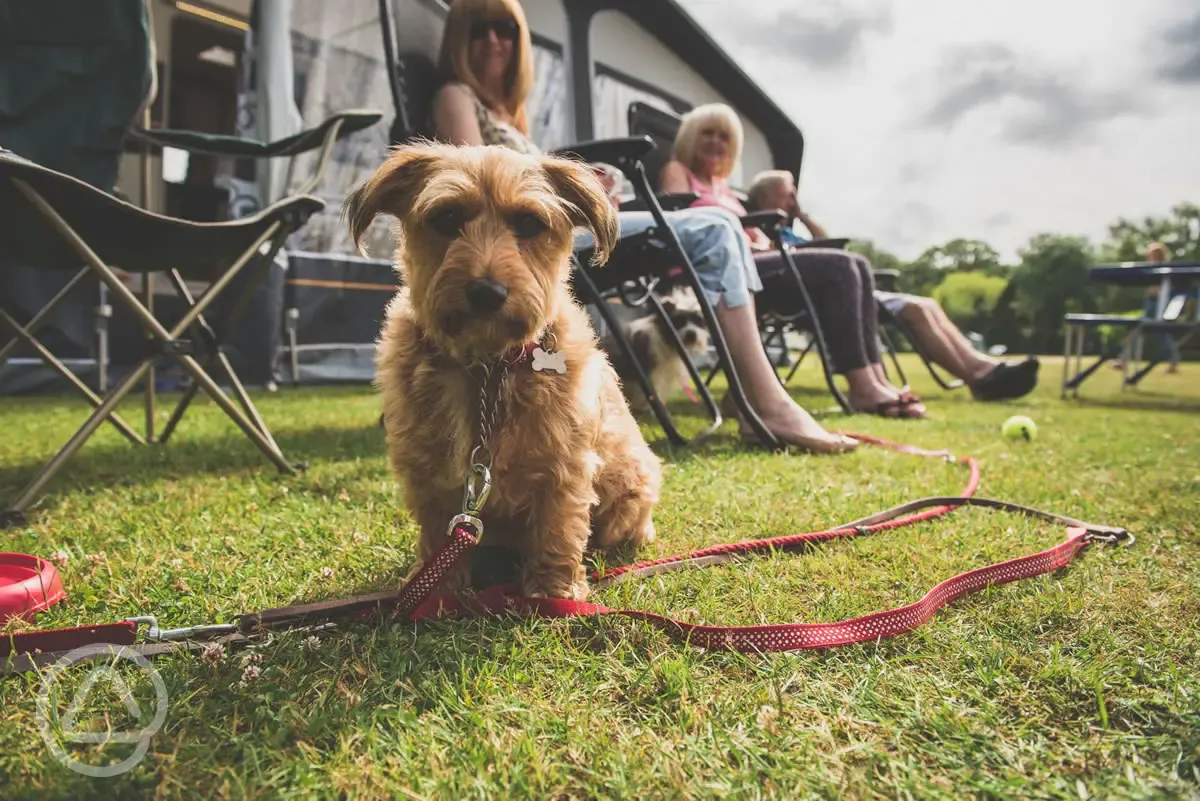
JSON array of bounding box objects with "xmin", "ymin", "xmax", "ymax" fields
[
  {"xmin": 683, "ymin": 330, "xmax": 698, "ymax": 346},
  {"xmin": 465, "ymin": 278, "xmax": 509, "ymax": 314}
]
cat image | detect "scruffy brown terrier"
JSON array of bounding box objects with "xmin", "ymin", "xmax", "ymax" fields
[{"xmin": 345, "ymin": 142, "xmax": 661, "ymax": 600}]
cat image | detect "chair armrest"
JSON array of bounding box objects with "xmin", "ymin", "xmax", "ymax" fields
[
  {"xmin": 791, "ymin": 237, "xmax": 850, "ymax": 250},
  {"xmin": 551, "ymin": 136, "xmax": 656, "ymax": 169},
  {"xmin": 741, "ymin": 209, "xmax": 787, "ymax": 232},
  {"xmin": 873, "ymin": 269, "xmax": 900, "ymax": 292},
  {"xmin": 619, "ymin": 192, "xmax": 697, "ymax": 212},
  {"xmin": 128, "ymin": 110, "xmax": 383, "ymax": 158}
]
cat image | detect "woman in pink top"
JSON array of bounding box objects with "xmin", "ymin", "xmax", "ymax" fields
[{"xmin": 660, "ymin": 103, "xmax": 925, "ymax": 419}]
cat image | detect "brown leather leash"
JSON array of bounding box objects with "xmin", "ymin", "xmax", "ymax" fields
[{"xmin": 2, "ymin": 434, "xmax": 1132, "ymax": 674}]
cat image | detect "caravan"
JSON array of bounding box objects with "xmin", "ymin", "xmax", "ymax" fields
[{"xmin": 1, "ymin": 0, "xmax": 806, "ymax": 393}]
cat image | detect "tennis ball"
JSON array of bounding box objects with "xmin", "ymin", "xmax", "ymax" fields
[{"xmin": 1002, "ymin": 415, "xmax": 1037, "ymax": 441}]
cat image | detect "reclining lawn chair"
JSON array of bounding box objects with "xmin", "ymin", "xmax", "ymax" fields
[
  {"xmin": 0, "ymin": 0, "xmax": 382, "ymax": 527},
  {"xmin": 626, "ymin": 102, "xmax": 858, "ymax": 413},
  {"xmin": 380, "ymin": 51, "xmax": 778, "ymax": 448}
]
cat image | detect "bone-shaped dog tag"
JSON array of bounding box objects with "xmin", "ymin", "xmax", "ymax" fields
[{"xmin": 531, "ymin": 347, "xmax": 566, "ymax": 374}]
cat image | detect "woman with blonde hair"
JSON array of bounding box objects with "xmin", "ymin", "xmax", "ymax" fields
[
  {"xmin": 661, "ymin": 103, "xmax": 926, "ymax": 418},
  {"xmin": 428, "ymin": 0, "xmax": 858, "ymax": 452}
]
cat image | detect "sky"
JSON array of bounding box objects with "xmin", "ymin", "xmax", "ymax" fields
[{"xmin": 675, "ymin": 0, "xmax": 1200, "ymax": 262}]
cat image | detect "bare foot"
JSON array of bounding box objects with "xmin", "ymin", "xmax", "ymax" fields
[{"xmin": 722, "ymin": 393, "xmax": 858, "ymax": 453}]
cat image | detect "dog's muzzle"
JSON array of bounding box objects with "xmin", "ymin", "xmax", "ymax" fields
[{"xmin": 465, "ymin": 278, "xmax": 509, "ymax": 314}]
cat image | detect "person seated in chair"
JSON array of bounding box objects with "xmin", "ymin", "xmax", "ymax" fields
[
  {"xmin": 1111, "ymin": 242, "xmax": 1186, "ymax": 374},
  {"xmin": 426, "ymin": 0, "xmax": 857, "ymax": 453},
  {"xmin": 659, "ymin": 103, "xmax": 926, "ymax": 418},
  {"xmin": 746, "ymin": 169, "xmax": 1040, "ymax": 402}
]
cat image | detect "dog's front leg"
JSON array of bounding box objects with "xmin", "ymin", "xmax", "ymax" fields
[{"xmin": 522, "ymin": 492, "xmax": 592, "ymax": 600}]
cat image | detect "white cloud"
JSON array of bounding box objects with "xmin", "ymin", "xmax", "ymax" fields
[{"xmin": 678, "ymin": 0, "xmax": 1200, "ymax": 261}]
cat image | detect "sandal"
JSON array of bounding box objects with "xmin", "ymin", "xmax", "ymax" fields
[
  {"xmin": 720, "ymin": 393, "xmax": 859, "ymax": 454},
  {"xmin": 857, "ymin": 398, "xmax": 925, "ymax": 419}
]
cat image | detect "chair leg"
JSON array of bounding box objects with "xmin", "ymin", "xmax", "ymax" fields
[
  {"xmin": 0, "ymin": 308, "xmax": 146, "ymax": 445},
  {"xmin": 4, "ymin": 361, "xmax": 154, "ymax": 524},
  {"xmin": 878, "ymin": 324, "xmax": 910, "ymax": 392},
  {"xmin": 882, "ymin": 310, "xmax": 961, "ymax": 391},
  {"xmin": 574, "ymin": 269, "xmax": 692, "ymax": 447},
  {"xmin": 0, "ymin": 266, "xmax": 92, "ymax": 373},
  {"xmin": 96, "ymin": 284, "xmax": 111, "ymax": 394},
  {"xmin": 645, "ymin": 290, "xmax": 722, "ymax": 438},
  {"xmin": 286, "ymin": 307, "xmax": 300, "ymax": 387},
  {"xmin": 143, "ymin": 271, "xmax": 156, "ymax": 442},
  {"xmin": 773, "ymin": 244, "xmax": 853, "ymax": 414},
  {"xmin": 625, "ymin": 160, "xmax": 778, "ymax": 448},
  {"xmin": 1060, "ymin": 324, "xmax": 1072, "ymax": 399},
  {"xmin": 157, "ymin": 259, "xmax": 282, "ymax": 450},
  {"xmin": 786, "ymin": 336, "xmax": 814, "ymax": 384}
]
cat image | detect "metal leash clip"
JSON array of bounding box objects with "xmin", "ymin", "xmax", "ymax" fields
[
  {"xmin": 125, "ymin": 615, "xmax": 238, "ymax": 642},
  {"xmin": 448, "ymin": 461, "xmax": 492, "ymax": 541},
  {"xmin": 1085, "ymin": 529, "xmax": 1136, "ymax": 548}
]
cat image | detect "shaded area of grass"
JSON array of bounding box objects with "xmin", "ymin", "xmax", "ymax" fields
[{"xmin": 2, "ymin": 356, "xmax": 1198, "ymax": 799}]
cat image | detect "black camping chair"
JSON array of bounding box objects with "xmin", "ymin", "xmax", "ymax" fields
[
  {"xmin": 377, "ymin": 47, "xmax": 779, "ymax": 449},
  {"xmin": 626, "ymin": 102, "xmax": 858, "ymax": 413},
  {"xmin": 0, "ymin": 0, "xmax": 383, "ymax": 527},
  {"xmin": 870, "ymin": 273, "xmax": 963, "ymax": 392}
]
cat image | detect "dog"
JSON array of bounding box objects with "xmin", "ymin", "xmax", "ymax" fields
[
  {"xmin": 599, "ymin": 287, "xmax": 710, "ymax": 413},
  {"xmin": 345, "ymin": 142, "xmax": 661, "ymax": 600}
]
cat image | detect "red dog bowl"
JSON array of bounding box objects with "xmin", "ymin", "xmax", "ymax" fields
[{"xmin": 0, "ymin": 553, "xmax": 66, "ymax": 622}]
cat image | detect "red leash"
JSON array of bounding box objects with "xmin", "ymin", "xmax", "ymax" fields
[
  {"xmin": 3, "ymin": 435, "xmax": 1131, "ymax": 670},
  {"xmin": 378, "ymin": 434, "xmax": 1126, "ymax": 653}
]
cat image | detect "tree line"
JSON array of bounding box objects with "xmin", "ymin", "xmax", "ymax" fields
[{"xmin": 849, "ymin": 202, "xmax": 1200, "ymax": 355}]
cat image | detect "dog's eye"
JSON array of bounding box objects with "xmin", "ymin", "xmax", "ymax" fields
[
  {"xmin": 428, "ymin": 206, "xmax": 464, "ymax": 238},
  {"xmin": 511, "ymin": 212, "xmax": 546, "ymax": 239}
]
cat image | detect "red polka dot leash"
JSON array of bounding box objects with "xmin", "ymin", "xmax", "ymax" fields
[
  {"xmin": 1, "ymin": 435, "xmax": 1132, "ymax": 672},
  {"xmin": 395, "ymin": 433, "xmax": 1132, "ymax": 652}
]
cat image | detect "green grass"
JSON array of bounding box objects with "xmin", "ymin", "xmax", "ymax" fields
[{"xmin": 2, "ymin": 355, "xmax": 1198, "ymax": 799}]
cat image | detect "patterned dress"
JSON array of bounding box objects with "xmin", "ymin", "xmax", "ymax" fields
[{"xmin": 451, "ymin": 82, "xmax": 542, "ymax": 156}]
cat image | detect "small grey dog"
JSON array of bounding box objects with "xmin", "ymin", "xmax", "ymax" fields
[{"xmin": 598, "ymin": 287, "xmax": 710, "ymax": 413}]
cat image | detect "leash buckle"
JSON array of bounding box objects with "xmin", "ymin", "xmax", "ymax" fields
[
  {"xmin": 1084, "ymin": 529, "xmax": 1136, "ymax": 548},
  {"xmin": 125, "ymin": 615, "xmax": 239, "ymax": 642},
  {"xmin": 447, "ymin": 512, "xmax": 484, "ymax": 542}
]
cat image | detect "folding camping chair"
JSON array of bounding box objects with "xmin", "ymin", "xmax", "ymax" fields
[
  {"xmin": 0, "ymin": 0, "xmax": 382, "ymax": 527},
  {"xmin": 380, "ymin": 49, "xmax": 778, "ymax": 448},
  {"xmin": 625, "ymin": 102, "xmax": 860, "ymax": 413}
]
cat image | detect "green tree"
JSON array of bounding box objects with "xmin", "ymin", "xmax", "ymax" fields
[
  {"xmin": 900, "ymin": 238, "xmax": 1010, "ymax": 295},
  {"xmin": 1010, "ymin": 233, "xmax": 1097, "ymax": 352},
  {"xmin": 920, "ymin": 238, "xmax": 1008, "ymax": 277},
  {"xmin": 1102, "ymin": 202, "xmax": 1200, "ymax": 263},
  {"xmin": 931, "ymin": 271, "xmax": 1008, "ymax": 329}
]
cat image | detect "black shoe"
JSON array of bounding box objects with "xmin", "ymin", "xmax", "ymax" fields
[{"xmin": 971, "ymin": 360, "xmax": 1038, "ymax": 401}]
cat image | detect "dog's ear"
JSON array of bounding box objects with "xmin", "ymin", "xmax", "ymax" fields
[
  {"xmin": 343, "ymin": 144, "xmax": 444, "ymax": 256},
  {"xmin": 540, "ymin": 157, "xmax": 619, "ymax": 266}
]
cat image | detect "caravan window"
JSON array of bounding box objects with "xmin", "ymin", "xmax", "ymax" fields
[
  {"xmin": 592, "ymin": 65, "xmax": 688, "ymax": 141},
  {"xmin": 528, "ymin": 40, "xmax": 570, "ymax": 150}
]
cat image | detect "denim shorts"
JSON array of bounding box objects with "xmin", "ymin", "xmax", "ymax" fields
[{"xmin": 573, "ymin": 206, "xmax": 763, "ymax": 310}]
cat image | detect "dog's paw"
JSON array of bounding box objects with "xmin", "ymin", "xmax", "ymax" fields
[{"xmin": 633, "ymin": 520, "xmax": 656, "ymax": 547}]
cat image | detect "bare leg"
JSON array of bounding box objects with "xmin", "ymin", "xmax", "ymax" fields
[
  {"xmin": 898, "ymin": 298, "xmax": 998, "ymax": 383},
  {"xmin": 714, "ymin": 296, "xmax": 857, "ymax": 451}
]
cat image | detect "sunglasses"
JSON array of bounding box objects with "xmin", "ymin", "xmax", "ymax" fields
[{"xmin": 469, "ymin": 18, "xmax": 519, "ymax": 41}]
